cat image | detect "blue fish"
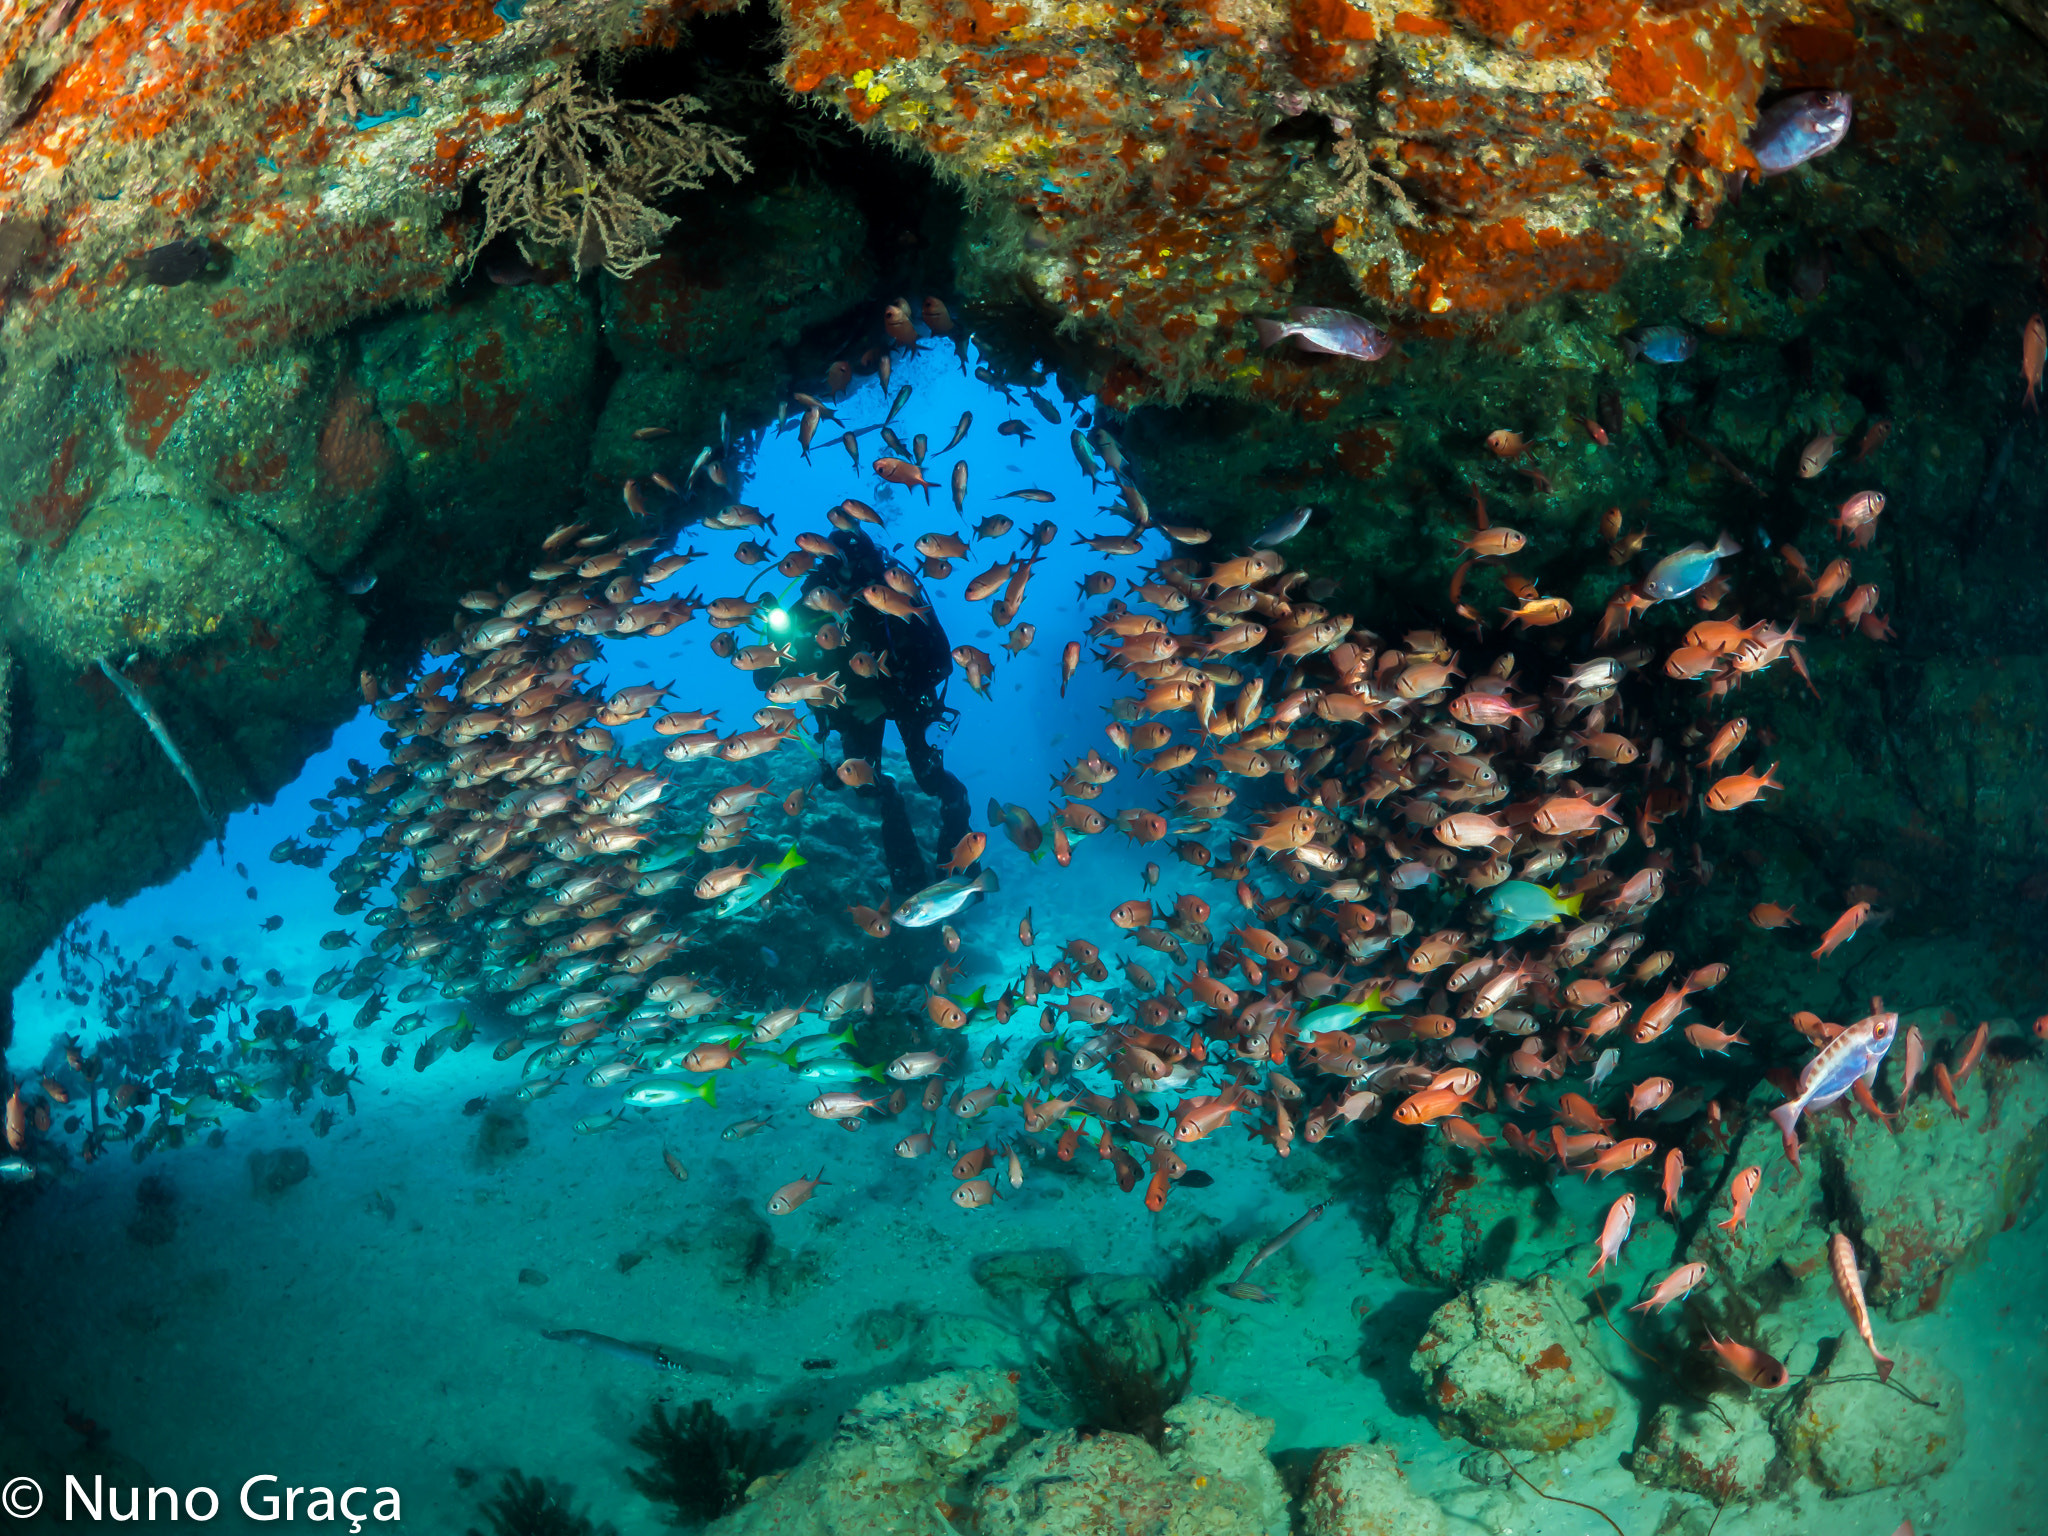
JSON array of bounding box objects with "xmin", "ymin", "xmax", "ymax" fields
[
  {"xmin": 1749, "ymin": 90, "xmax": 1853, "ymax": 177},
  {"xmin": 1624, "ymin": 325, "xmax": 1695, "ymax": 364},
  {"xmin": 1641, "ymin": 533, "xmax": 1740, "ymax": 603},
  {"xmin": 1769, "ymin": 1006, "xmax": 1898, "ymax": 1142}
]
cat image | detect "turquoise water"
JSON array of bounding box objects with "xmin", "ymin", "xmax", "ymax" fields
[{"xmin": 2, "ymin": 327, "xmax": 2043, "ymax": 1536}]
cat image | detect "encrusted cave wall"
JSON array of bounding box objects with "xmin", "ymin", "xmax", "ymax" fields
[{"xmin": 0, "ymin": 0, "xmax": 2043, "ymax": 1040}]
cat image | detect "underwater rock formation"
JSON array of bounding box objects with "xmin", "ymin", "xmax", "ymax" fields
[
  {"xmin": 1631, "ymin": 1398, "xmax": 1780, "ymax": 1503},
  {"xmin": 1780, "ymin": 1343, "xmax": 1963, "ymax": 1494},
  {"xmin": 705, "ymin": 1369, "xmax": 1021, "ymax": 1534},
  {"xmin": 974, "ymin": 1396, "xmax": 1288, "ymax": 1536},
  {"xmin": 779, "ymin": 0, "xmax": 1818, "ymax": 396},
  {"xmin": 1410, "ymin": 1275, "xmax": 1617, "ymax": 1451},
  {"xmin": 1814, "ymin": 1032, "xmax": 2048, "ymax": 1319},
  {"xmin": 1298, "ymin": 1441, "xmax": 1449, "ymax": 1536},
  {"xmin": 1383, "ymin": 1137, "xmax": 1578, "ymax": 1287}
]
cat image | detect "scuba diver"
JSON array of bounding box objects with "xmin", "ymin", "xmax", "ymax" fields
[{"xmin": 754, "ymin": 525, "xmax": 972, "ymax": 895}]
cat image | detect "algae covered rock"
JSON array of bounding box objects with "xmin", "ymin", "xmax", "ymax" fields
[
  {"xmin": 1781, "ymin": 1345, "xmax": 1963, "ymax": 1494},
  {"xmin": 1384, "ymin": 1139, "xmax": 1578, "ymax": 1287},
  {"xmin": 1686, "ymin": 1113, "xmax": 1829, "ymax": 1297},
  {"xmin": 1158, "ymin": 1395, "xmax": 1290, "ymax": 1536},
  {"xmin": 972, "ymin": 1396, "xmax": 1286, "ymax": 1536},
  {"xmin": 1632, "ymin": 1397, "xmax": 1780, "ymax": 1502},
  {"xmin": 971, "ymin": 1429, "xmax": 1173, "ymax": 1536},
  {"xmin": 1816, "ymin": 1042, "xmax": 2048, "ymax": 1318},
  {"xmin": 1410, "ymin": 1276, "xmax": 1617, "ymax": 1451},
  {"xmin": 1298, "ymin": 1442, "xmax": 1448, "ymax": 1536},
  {"xmin": 709, "ymin": 1369, "xmax": 1021, "ymax": 1535}
]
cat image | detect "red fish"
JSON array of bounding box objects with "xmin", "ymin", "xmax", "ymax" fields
[
  {"xmin": 1717, "ymin": 1165, "xmax": 1762, "ymax": 1233},
  {"xmin": 1629, "ymin": 1261, "xmax": 1708, "ymax": 1313},
  {"xmin": 2024, "ymin": 313, "xmax": 2044, "ymax": 412},
  {"xmin": 1811, "ymin": 901, "xmax": 1870, "ymax": 959},
  {"xmin": 1701, "ymin": 1328, "xmax": 1788, "ymax": 1388}
]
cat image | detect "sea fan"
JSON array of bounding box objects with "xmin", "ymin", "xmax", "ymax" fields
[
  {"xmin": 466, "ymin": 1470, "xmax": 614, "ymax": 1536},
  {"xmin": 626, "ymin": 1400, "xmax": 800, "ymax": 1525}
]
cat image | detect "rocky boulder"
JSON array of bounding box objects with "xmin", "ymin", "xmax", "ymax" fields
[
  {"xmin": 708, "ymin": 1369, "xmax": 1022, "ymax": 1535},
  {"xmin": 1814, "ymin": 1034, "xmax": 2048, "ymax": 1318},
  {"xmin": 1410, "ymin": 1276, "xmax": 1618, "ymax": 1452},
  {"xmin": 1632, "ymin": 1397, "xmax": 1780, "ymax": 1503},
  {"xmin": 1299, "ymin": 1442, "xmax": 1449, "ymax": 1536},
  {"xmin": 972, "ymin": 1394, "xmax": 1286, "ymax": 1536},
  {"xmin": 1780, "ymin": 1345, "xmax": 1963, "ymax": 1494},
  {"xmin": 1383, "ymin": 1138, "xmax": 1581, "ymax": 1288}
]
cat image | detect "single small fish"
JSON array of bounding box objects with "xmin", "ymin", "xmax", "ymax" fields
[
  {"xmin": 894, "ymin": 868, "xmax": 1000, "ymax": 928},
  {"xmin": 541, "ymin": 1329, "xmax": 679, "ymax": 1371},
  {"xmin": 1623, "ymin": 325, "xmax": 1696, "ymax": 364},
  {"xmin": 1827, "ymin": 1232, "xmax": 1893, "ymax": 1381},
  {"xmin": 1253, "ymin": 505, "xmax": 1312, "ymax": 546},
  {"xmin": 1749, "ymin": 90, "xmax": 1853, "ymax": 176},
  {"xmin": 1770, "ymin": 1003, "xmax": 1897, "ymax": 1142},
  {"xmin": 715, "ymin": 846, "xmax": 807, "ymax": 918},
  {"xmin": 1641, "ymin": 533, "xmax": 1739, "ymax": 602},
  {"xmin": 624, "ymin": 1077, "xmax": 718, "ymax": 1109},
  {"xmin": 768, "ymin": 1167, "xmax": 828, "ymax": 1215},
  {"xmin": 1252, "ymin": 306, "xmax": 1391, "ymax": 361}
]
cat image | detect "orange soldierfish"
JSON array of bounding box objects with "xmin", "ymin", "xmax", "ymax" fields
[
  {"xmin": 1717, "ymin": 1164, "xmax": 1762, "ymax": 1233},
  {"xmin": 1554, "ymin": 1093, "xmax": 1613, "ymax": 1132},
  {"xmin": 1932, "ymin": 1061, "xmax": 1966, "ymax": 1120},
  {"xmin": 1830, "ymin": 491, "xmax": 1885, "ymax": 549},
  {"xmin": 1702, "ymin": 1329, "xmax": 1788, "ymax": 1389},
  {"xmin": 1392, "ymin": 1085, "xmax": 1477, "ymax": 1126},
  {"xmin": 1629, "ymin": 1261, "xmax": 1708, "ymax": 1314},
  {"xmin": 1438, "ymin": 1116, "xmax": 1495, "ymax": 1150},
  {"xmin": 1172, "ymin": 1086, "xmax": 1250, "ymax": 1141},
  {"xmin": 1810, "ymin": 900, "xmax": 1871, "ymax": 959},
  {"xmin": 953, "ymin": 1179, "xmax": 997, "ymax": 1209},
  {"xmin": 1803, "ymin": 558, "xmax": 1851, "ymax": 614},
  {"xmin": 767, "ymin": 1168, "xmax": 828, "ymax": 1215},
  {"xmin": 1749, "ymin": 902, "xmax": 1799, "ymax": 928},
  {"xmin": 1581, "ymin": 1136, "xmax": 1657, "ymax": 1180},
  {"xmin": 942, "ymin": 832, "xmax": 987, "ymax": 873},
  {"xmin": 1700, "ymin": 718, "xmax": 1748, "ymax": 769},
  {"xmin": 1899, "ymin": 1023, "xmax": 1925, "ymax": 1103},
  {"xmin": 1828, "ymin": 1232, "xmax": 1894, "ymax": 1382},
  {"xmin": 1632, "ymin": 982, "xmax": 1695, "ymax": 1044},
  {"xmin": 1589, "ymin": 1192, "xmax": 1636, "ymax": 1276},
  {"xmin": 1628, "ymin": 1077, "xmax": 1673, "ymax": 1117},
  {"xmin": 1458, "ymin": 526, "xmax": 1527, "ymax": 557},
  {"xmin": 2024, "ymin": 313, "xmax": 2044, "ymax": 412},
  {"xmin": 1953, "ymin": 1019, "xmax": 1989, "ymax": 1083},
  {"xmin": 1705, "ymin": 763, "xmax": 1781, "ymax": 811},
  {"xmin": 1684, "ymin": 1023, "xmax": 1749, "ymax": 1054},
  {"xmin": 1661, "ymin": 1147, "xmax": 1685, "ymax": 1214},
  {"xmin": 1797, "ymin": 432, "xmax": 1837, "ymax": 478}
]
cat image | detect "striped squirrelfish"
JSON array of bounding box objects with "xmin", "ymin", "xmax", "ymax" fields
[
  {"xmin": 1828, "ymin": 1232, "xmax": 1894, "ymax": 1382},
  {"xmin": 1769, "ymin": 1002, "xmax": 1898, "ymax": 1143}
]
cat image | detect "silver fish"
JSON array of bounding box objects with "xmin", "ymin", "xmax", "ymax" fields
[
  {"xmin": 893, "ymin": 868, "xmax": 1000, "ymax": 928},
  {"xmin": 1640, "ymin": 533, "xmax": 1739, "ymax": 603}
]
